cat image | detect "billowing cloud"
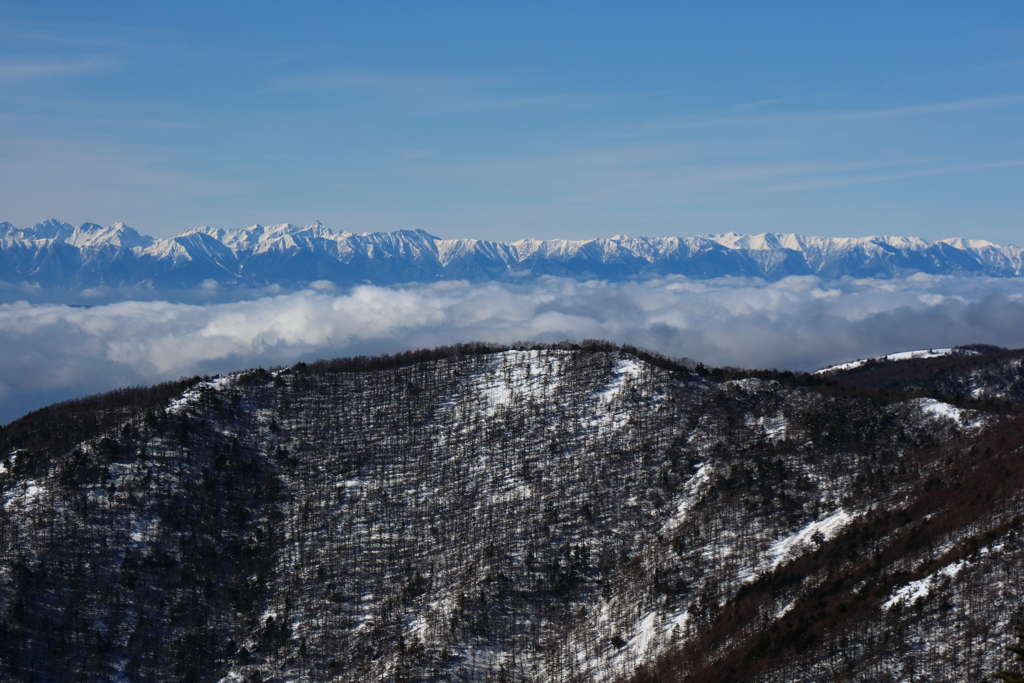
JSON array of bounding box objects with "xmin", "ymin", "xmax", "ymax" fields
[{"xmin": 3, "ymin": 274, "xmax": 1024, "ymax": 424}]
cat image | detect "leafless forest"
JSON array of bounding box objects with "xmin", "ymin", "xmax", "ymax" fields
[{"xmin": 1, "ymin": 342, "xmax": 1023, "ymax": 682}]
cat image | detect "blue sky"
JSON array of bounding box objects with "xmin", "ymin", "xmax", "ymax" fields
[{"xmin": 1, "ymin": 1, "xmax": 1022, "ymax": 242}]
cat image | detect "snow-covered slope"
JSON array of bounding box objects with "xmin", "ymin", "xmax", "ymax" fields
[{"xmin": 3, "ymin": 220, "xmax": 1024, "ymax": 291}]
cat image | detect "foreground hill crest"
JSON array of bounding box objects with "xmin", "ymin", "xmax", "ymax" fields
[
  {"xmin": 2, "ymin": 341, "xmax": 1023, "ymax": 682},
  {"xmin": 2, "ymin": 219, "xmax": 1023, "ymax": 291}
]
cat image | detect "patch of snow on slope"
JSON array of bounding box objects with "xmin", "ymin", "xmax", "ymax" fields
[
  {"xmin": 628, "ymin": 611, "xmax": 661, "ymax": 657},
  {"xmin": 588, "ymin": 357, "xmax": 644, "ymax": 432},
  {"xmin": 919, "ymin": 399, "xmax": 964, "ymax": 421},
  {"xmin": 598, "ymin": 358, "xmax": 642, "ymax": 405},
  {"xmin": 769, "ymin": 509, "xmax": 852, "ymax": 569},
  {"xmin": 750, "ymin": 414, "xmax": 788, "ymax": 442},
  {"xmin": 883, "ymin": 559, "xmax": 968, "ymax": 610},
  {"xmin": 478, "ymin": 350, "xmax": 561, "ymax": 415},
  {"xmin": 167, "ymin": 375, "xmax": 233, "ymax": 414},
  {"xmin": 916, "ymin": 398, "xmax": 986, "ymax": 430},
  {"xmin": 663, "ymin": 464, "xmax": 711, "ymax": 533},
  {"xmin": 3, "ymin": 480, "xmax": 44, "ymax": 510},
  {"xmin": 775, "ymin": 598, "xmax": 799, "ymax": 619}
]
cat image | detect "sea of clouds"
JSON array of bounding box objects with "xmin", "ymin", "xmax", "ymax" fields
[{"xmin": 3, "ymin": 273, "xmax": 1024, "ymax": 424}]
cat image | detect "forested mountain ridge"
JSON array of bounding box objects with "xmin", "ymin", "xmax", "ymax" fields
[
  {"xmin": 3, "ymin": 219, "xmax": 1024, "ymax": 292},
  {"xmin": 1, "ymin": 342, "xmax": 1023, "ymax": 682},
  {"xmin": 816, "ymin": 344, "xmax": 1024, "ymax": 404}
]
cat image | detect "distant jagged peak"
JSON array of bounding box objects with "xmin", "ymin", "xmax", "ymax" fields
[
  {"xmin": 435, "ymin": 236, "xmax": 518, "ymax": 265},
  {"xmin": 32, "ymin": 218, "xmax": 78, "ymax": 240},
  {"xmin": 872, "ymin": 234, "xmax": 939, "ymax": 249},
  {"xmin": 350, "ymin": 227, "xmax": 440, "ymax": 245},
  {"xmin": 0, "ymin": 219, "xmax": 152, "ymax": 247},
  {"xmin": 67, "ymin": 222, "xmax": 153, "ymax": 249},
  {"xmin": 258, "ymin": 221, "xmax": 335, "ymax": 238},
  {"xmin": 185, "ymin": 220, "xmax": 336, "ymax": 237},
  {"xmin": 702, "ymin": 232, "xmax": 953, "ymax": 252},
  {"xmin": 709, "ymin": 231, "xmax": 788, "ymax": 250},
  {"xmin": 939, "ymin": 236, "xmax": 1001, "ymax": 250},
  {"xmin": 510, "ymin": 236, "xmax": 589, "ymax": 258},
  {"xmin": 509, "ymin": 235, "xmax": 653, "ymax": 262},
  {"xmin": 0, "ymin": 218, "xmax": 76, "ymax": 241},
  {"xmin": 255, "ymin": 221, "xmax": 440, "ymax": 241},
  {"xmin": 182, "ymin": 222, "xmax": 439, "ymax": 245}
]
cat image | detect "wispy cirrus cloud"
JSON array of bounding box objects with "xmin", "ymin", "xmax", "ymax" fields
[
  {"xmin": 263, "ymin": 70, "xmax": 493, "ymax": 96},
  {"xmin": 768, "ymin": 159, "xmax": 1024, "ymax": 192},
  {"xmin": 732, "ymin": 98, "xmax": 794, "ymax": 111},
  {"xmin": 3, "ymin": 274, "xmax": 1024, "ymax": 424},
  {"xmin": 0, "ymin": 55, "xmax": 118, "ymax": 80},
  {"xmin": 837, "ymin": 93, "xmax": 1024, "ymax": 120},
  {"xmin": 260, "ymin": 69, "xmax": 602, "ymax": 113},
  {"xmin": 645, "ymin": 93, "xmax": 1024, "ymax": 134}
]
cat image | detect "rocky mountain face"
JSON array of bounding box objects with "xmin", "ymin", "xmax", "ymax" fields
[
  {"xmin": 1, "ymin": 342, "xmax": 1023, "ymax": 682},
  {"xmin": 3, "ymin": 220, "xmax": 1024, "ymax": 291}
]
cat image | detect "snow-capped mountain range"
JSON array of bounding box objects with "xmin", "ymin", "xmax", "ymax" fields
[{"xmin": 2, "ymin": 219, "xmax": 1023, "ymax": 290}]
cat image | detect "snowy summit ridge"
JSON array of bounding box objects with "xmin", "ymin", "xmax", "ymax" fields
[{"xmin": 2, "ymin": 220, "xmax": 1023, "ymax": 291}]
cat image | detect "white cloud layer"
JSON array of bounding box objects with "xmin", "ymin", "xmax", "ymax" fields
[{"xmin": 4, "ymin": 274, "xmax": 1024, "ymax": 424}]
